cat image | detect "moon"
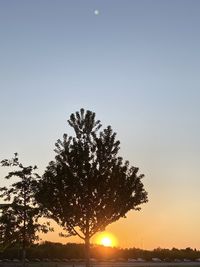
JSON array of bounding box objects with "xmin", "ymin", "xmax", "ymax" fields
[{"xmin": 94, "ymin": 9, "xmax": 99, "ymax": 15}]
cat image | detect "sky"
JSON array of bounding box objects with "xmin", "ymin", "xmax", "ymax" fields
[{"xmin": 1, "ymin": 0, "xmax": 200, "ymax": 250}]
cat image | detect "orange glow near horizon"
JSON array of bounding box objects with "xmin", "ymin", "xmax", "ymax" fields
[
  {"xmin": 94, "ymin": 232, "xmax": 118, "ymax": 247},
  {"xmin": 39, "ymin": 210, "xmax": 200, "ymax": 250}
]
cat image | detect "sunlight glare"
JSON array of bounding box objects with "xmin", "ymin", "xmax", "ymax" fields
[
  {"xmin": 101, "ymin": 236, "xmax": 112, "ymax": 247},
  {"xmin": 94, "ymin": 232, "xmax": 118, "ymax": 247}
]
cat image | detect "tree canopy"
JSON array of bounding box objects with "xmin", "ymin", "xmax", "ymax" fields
[
  {"xmin": 36, "ymin": 109, "xmax": 148, "ymax": 266},
  {"xmin": 0, "ymin": 154, "xmax": 51, "ymax": 264}
]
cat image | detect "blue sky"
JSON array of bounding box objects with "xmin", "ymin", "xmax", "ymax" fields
[{"xmin": 1, "ymin": 0, "xmax": 200, "ymax": 249}]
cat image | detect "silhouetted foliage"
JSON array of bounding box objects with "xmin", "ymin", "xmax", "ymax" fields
[
  {"xmin": 0, "ymin": 154, "xmax": 51, "ymax": 265},
  {"xmin": 36, "ymin": 109, "xmax": 148, "ymax": 267},
  {"xmin": 0, "ymin": 242, "xmax": 200, "ymax": 262}
]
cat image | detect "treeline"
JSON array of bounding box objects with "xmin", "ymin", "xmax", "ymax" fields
[
  {"xmin": 123, "ymin": 247, "xmax": 200, "ymax": 261},
  {"xmin": 1, "ymin": 242, "xmax": 200, "ymax": 261}
]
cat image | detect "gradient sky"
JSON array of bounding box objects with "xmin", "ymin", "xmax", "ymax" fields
[{"xmin": 1, "ymin": 0, "xmax": 200, "ymax": 250}]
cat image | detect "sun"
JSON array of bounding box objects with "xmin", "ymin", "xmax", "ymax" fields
[
  {"xmin": 101, "ymin": 236, "xmax": 112, "ymax": 247},
  {"xmin": 94, "ymin": 232, "xmax": 118, "ymax": 247}
]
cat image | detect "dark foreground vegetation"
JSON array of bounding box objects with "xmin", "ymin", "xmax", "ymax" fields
[{"xmin": 1, "ymin": 242, "xmax": 200, "ymax": 262}]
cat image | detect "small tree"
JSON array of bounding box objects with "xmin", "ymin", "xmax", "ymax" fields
[
  {"xmin": 0, "ymin": 154, "xmax": 51, "ymax": 266},
  {"xmin": 36, "ymin": 109, "xmax": 148, "ymax": 267}
]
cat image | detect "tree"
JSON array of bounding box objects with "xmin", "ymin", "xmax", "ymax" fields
[
  {"xmin": 0, "ymin": 154, "xmax": 51, "ymax": 266},
  {"xmin": 36, "ymin": 109, "xmax": 148, "ymax": 267}
]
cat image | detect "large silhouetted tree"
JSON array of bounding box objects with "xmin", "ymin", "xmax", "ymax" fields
[
  {"xmin": 36, "ymin": 109, "xmax": 148, "ymax": 267},
  {"xmin": 0, "ymin": 154, "xmax": 51, "ymax": 266}
]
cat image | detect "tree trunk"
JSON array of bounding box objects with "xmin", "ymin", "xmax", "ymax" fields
[
  {"xmin": 22, "ymin": 180, "xmax": 27, "ymax": 267},
  {"xmin": 85, "ymin": 236, "xmax": 90, "ymax": 267},
  {"xmin": 22, "ymin": 247, "xmax": 26, "ymax": 267}
]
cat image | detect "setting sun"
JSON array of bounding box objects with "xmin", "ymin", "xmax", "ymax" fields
[
  {"xmin": 94, "ymin": 232, "xmax": 118, "ymax": 247},
  {"xmin": 101, "ymin": 236, "xmax": 112, "ymax": 247}
]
